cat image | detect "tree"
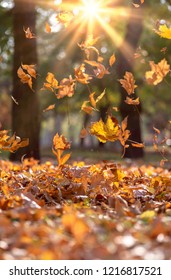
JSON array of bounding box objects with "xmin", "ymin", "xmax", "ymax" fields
[
  {"xmin": 10, "ymin": 0, "xmax": 40, "ymax": 161},
  {"xmin": 116, "ymin": 3, "xmax": 144, "ymax": 158}
]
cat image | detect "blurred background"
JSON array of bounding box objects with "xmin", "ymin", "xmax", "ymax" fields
[{"xmin": 0, "ymin": 0, "xmax": 171, "ymax": 162}]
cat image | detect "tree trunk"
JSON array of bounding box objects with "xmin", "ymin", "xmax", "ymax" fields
[
  {"xmin": 10, "ymin": 0, "xmax": 40, "ymax": 161},
  {"xmin": 117, "ymin": 4, "xmax": 144, "ymax": 158}
]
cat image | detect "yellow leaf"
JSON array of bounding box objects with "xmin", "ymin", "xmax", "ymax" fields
[
  {"xmin": 155, "ymin": 24, "xmax": 171, "ymax": 39},
  {"xmin": 60, "ymin": 153, "xmax": 71, "ymax": 165},
  {"xmin": 145, "ymin": 59, "xmax": 170, "ymax": 85},
  {"xmin": 43, "ymin": 104, "xmax": 55, "ymax": 112},
  {"xmin": 56, "ymin": 11, "xmax": 74, "ymax": 27},
  {"xmin": 90, "ymin": 116, "xmax": 120, "ymax": 143}
]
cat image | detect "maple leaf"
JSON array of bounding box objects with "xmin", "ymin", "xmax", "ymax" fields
[
  {"xmin": 90, "ymin": 116, "xmax": 120, "ymax": 143},
  {"xmin": 155, "ymin": 24, "xmax": 171, "ymax": 39},
  {"xmin": 23, "ymin": 27, "xmax": 36, "ymax": 39},
  {"xmin": 74, "ymin": 64, "xmax": 92, "ymax": 84},
  {"xmin": 118, "ymin": 72, "xmax": 137, "ymax": 95},
  {"xmin": 145, "ymin": 59, "xmax": 170, "ymax": 85},
  {"xmin": 56, "ymin": 11, "xmax": 74, "ymax": 27}
]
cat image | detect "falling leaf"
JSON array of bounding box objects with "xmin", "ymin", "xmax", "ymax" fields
[
  {"xmin": 43, "ymin": 104, "xmax": 55, "ymax": 112},
  {"xmin": 74, "ymin": 64, "xmax": 92, "ymax": 84},
  {"xmin": 145, "ymin": 59, "xmax": 170, "ymax": 85},
  {"xmin": 85, "ymin": 60, "xmax": 110, "ymax": 79},
  {"xmin": 81, "ymin": 101, "xmax": 93, "ymax": 115},
  {"xmin": 153, "ymin": 127, "xmax": 161, "ymax": 134},
  {"xmin": 45, "ymin": 22, "xmax": 51, "ymax": 33},
  {"xmin": 90, "ymin": 116, "xmax": 120, "ymax": 143},
  {"xmin": 112, "ymin": 106, "xmax": 119, "ymax": 112},
  {"xmin": 131, "ymin": 142, "xmax": 145, "ymax": 148},
  {"xmin": 125, "ymin": 96, "xmax": 140, "ymax": 105},
  {"xmin": 155, "ymin": 24, "xmax": 171, "ymax": 39},
  {"xmin": 42, "ymin": 72, "xmax": 59, "ymax": 92},
  {"xmin": 52, "ymin": 133, "xmax": 71, "ymax": 166},
  {"xmin": 118, "ymin": 72, "xmax": 137, "ymax": 95},
  {"xmin": 0, "ymin": 130, "xmax": 29, "ymax": 153},
  {"xmin": 23, "ymin": 27, "xmax": 36, "ymax": 39},
  {"xmin": 11, "ymin": 96, "xmax": 19, "ymax": 105},
  {"xmin": 17, "ymin": 65, "xmax": 37, "ymax": 91},
  {"xmin": 109, "ymin": 54, "xmax": 116, "ymax": 67},
  {"xmin": 57, "ymin": 76, "xmax": 75, "ymax": 98},
  {"xmin": 56, "ymin": 11, "xmax": 74, "ymax": 27},
  {"xmin": 80, "ymin": 128, "xmax": 88, "ymax": 138}
]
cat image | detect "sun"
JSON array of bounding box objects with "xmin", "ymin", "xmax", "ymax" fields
[{"xmin": 81, "ymin": 0, "xmax": 101, "ymax": 18}]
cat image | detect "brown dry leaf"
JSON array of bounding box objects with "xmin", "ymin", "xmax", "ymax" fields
[
  {"xmin": 45, "ymin": 22, "xmax": 51, "ymax": 33},
  {"xmin": 85, "ymin": 60, "xmax": 110, "ymax": 79},
  {"xmin": 81, "ymin": 101, "xmax": 93, "ymax": 115},
  {"xmin": 52, "ymin": 133, "xmax": 71, "ymax": 166},
  {"xmin": 125, "ymin": 96, "xmax": 140, "ymax": 105},
  {"xmin": 43, "ymin": 104, "xmax": 55, "ymax": 112},
  {"xmin": 109, "ymin": 54, "xmax": 116, "ymax": 67},
  {"xmin": 89, "ymin": 92, "xmax": 96, "ymax": 108},
  {"xmin": 78, "ymin": 35, "xmax": 99, "ymax": 60},
  {"xmin": 118, "ymin": 72, "xmax": 137, "ymax": 95},
  {"xmin": 145, "ymin": 59, "xmax": 170, "ymax": 85},
  {"xmin": 75, "ymin": 64, "xmax": 92, "ymax": 84},
  {"xmin": 17, "ymin": 65, "xmax": 36, "ymax": 91},
  {"xmin": 42, "ymin": 72, "xmax": 59, "ymax": 92},
  {"xmin": 112, "ymin": 106, "xmax": 119, "ymax": 112},
  {"xmin": 0, "ymin": 130, "xmax": 29, "ymax": 153},
  {"xmin": 57, "ymin": 76, "xmax": 75, "ymax": 99},
  {"xmin": 23, "ymin": 27, "xmax": 36, "ymax": 39}
]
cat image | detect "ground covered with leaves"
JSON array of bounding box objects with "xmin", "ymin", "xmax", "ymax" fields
[{"xmin": 1, "ymin": 158, "xmax": 171, "ymax": 260}]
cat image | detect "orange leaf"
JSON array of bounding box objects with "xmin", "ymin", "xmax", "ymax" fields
[
  {"xmin": 45, "ymin": 22, "xmax": 51, "ymax": 33},
  {"xmin": 109, "ymin": 54, "xmax": 116, "ymax": 67},
  {"xmin": 125, "ymin": 96, "xmax": 140, "ymax": 105},
  {"xmin": 153, "ymin": 127, "xmax": 160, "ymax": 134},
  {"xmin": 145, "ymin": 59, "xmax": 170, "ymax": 85},
  {"xmin": 23, "ymin": 27, "xmax": 36, "ymax": 39},
  {"xmin": 80, "ymin": 128, "xmax": 88, "ymax": 138},
  {"xmin": 74, "ymin": 64, "xmax": 92, "ymax": 84},
  {"xmin": 81, "ymin": 101, "xmax": 93, "ymax": 115},
  {"xmin": 118, "ymin": 72, "xmax": 137, "ymax": 95},
  {"xmin": 43, "ymin": 104, "xmax": 55, "ymax": 112},
  {"xmin": 131, "ymin": 142, "xmax": 145, "ymax": 148}
]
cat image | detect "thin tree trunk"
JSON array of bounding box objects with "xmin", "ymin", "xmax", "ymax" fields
[
  {"xmin": 117, "ymin": 4, "xmax": 144, "ymax": 158},
  {"xmin": 10, "ymin": 0, "xmax": 40, "ymax": 161}
]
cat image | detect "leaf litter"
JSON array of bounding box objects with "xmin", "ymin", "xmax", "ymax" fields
[{"xmin": 1, "ymin": 157, "xmax": 171, "ymax": 260}]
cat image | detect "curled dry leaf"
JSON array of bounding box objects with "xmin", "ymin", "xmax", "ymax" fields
[
  {"xmin": 57, "ymin": 76, "xmax": 75, "ymax": 99},
  {"xmin": 43, "ymin": 104, "xmax": 55, "ymax": 113},
  {"xmin": 42, "ymin": 72, "xmax": 59, "ymax": 92},
  {"xmin": 0, "ymin": 130, "xmax": 29, "ymax": 153},
  {"xmin": 131, "ymin": 142, "xmax": 145, "ymax": 148},
  {"xmin": 118, "ymin": 72, "xmax": 137, "ymax": 95},
  {"xmin": 17, "ymin": 64, "xmax": 37, "ymax": 91},
  {"xmin": 109, "ymin": 54, "xmax": 116, "ymax": 67},
  {"xmin": 125, "ymin": 96, "xmax": 140, "ymax": 105},
  {"xmin": 52, "ymin": 133, "xmax": 71, "ymax": 166},
  {"xmin": 84, "ymin": 60, "xmax": 110, "ymax": 79},
  {"xmin": 23, "ymin": 27, "xmax": 36, "ymax": 39},
  {"xmin": 74, "ymin": 64, "xmax": 92, "ymax": 84}
]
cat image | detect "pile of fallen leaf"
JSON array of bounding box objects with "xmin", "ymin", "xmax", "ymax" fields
[{"xmin": 1, "ymin": 158, "xmax": 171, "ymax": 260}]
